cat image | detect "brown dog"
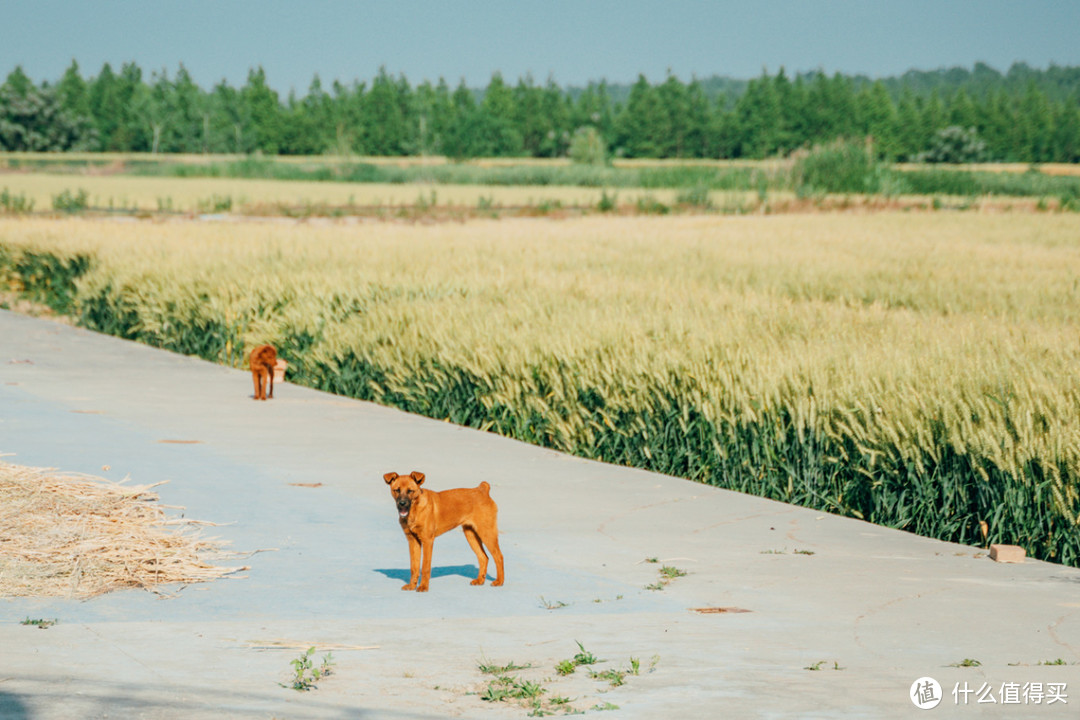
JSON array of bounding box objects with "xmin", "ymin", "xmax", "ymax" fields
[
  {"xmin": 249, "ymin": 344, "xmax": 277, "ymax": 400},
  {"xmin": 384, "ymin": 471, "xmax": 504, "ymax": 592}
]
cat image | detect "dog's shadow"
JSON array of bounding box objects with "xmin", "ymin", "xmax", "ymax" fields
[{"xmin": 374, "ymin": 565, "xmax": 492, "ymax": 582}]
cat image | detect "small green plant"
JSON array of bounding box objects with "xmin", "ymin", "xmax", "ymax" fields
[
  {"xmin": 480, "ymin": 680, "xmax": 512, "ymax": 702},
  {"xmin": 635, "ymin": 195, "xmax": 669, "ymax": 215},
  {"xmin": 647, "ymin": 563, "xmax": 688, "ymax": 590},
  {"xmin": 52, "ymin": 188, "xmax": 89, "ymax": 213},
  {"xmin": 534, "ymin": 198, "xmax": 563, "ymax": 215},
  {"xmin": 281, "ymin": 646, "xmax": 335, "ymax": 691},
  {"xmin": 1039, "ymin": 658, "xmax": 1067, "ymax": 666},
  {"xmin": 597, "ymin": 189, "xmax": 618, "ymax": 213},
  {"xmin": 794, "ymin": 549, "xmax": 816, "ymax": 556},
  {"xmin": 949, "ymin": 658, "xmax": 982, "ymax": 668},
  {"xmin": 588, "ymin": 668, "xmax": 626, "ymax": 687},
  {"xmin": 1, "ymin": 188, "xmax": 34, "ymax": 213},
  {"xmin": 592, "ymin": 702, "xmax": 620, "ymax": 711},
  {"xmin": 804, "ymin": 660, "xmax": 844, "ymax": 671},
  {"xmin": 1060, "ymin": 189, "xmax": 1080, "ymax": 212},
  {"xmin": 755, "ymin": 171, "xmax": 769, "ymax": 203},
  {"xmin": 628, "ymin": 657, "xmax": 640, "ymax": 675},
  {"xmin": 197, "ymin": 194, "xmax": 233, "ymax": 213},
  {"xmin": 659, "ymin": 565, "xmax": 687, "ymax": 579},
  {"xmin": 21, "ymin": 617, "xmax": 57, "ymax": 629},
  {"xmin": 156, "ymin": 196, "xmax": 174, "ymax": 213},
  {"xmin": 539, "ymin": 596, "xmax": 568, "ymax": 610},
  {"xmin": 555, "ymin": 659, "xmax": 577, "ymax": 676},
  {"xmin": 415, "ymin": 189, "xmax": 437, "ymax": 211},
  {"xmin": 572, "ymin": 641, "xmax": 600, "ymax": 666},
  {"xmin": 557, "ymin": 641, "xmax": 603, "ymax": 676},
  {"xmin": 481, "ymin": 675, "xmax": 545, "ymax": 702},
  {"xmin": 479, "ymin": 658, "xmax": 533, "ymax": 674},
  {"xmin": 644, "ymin": 556, "xmax": 659, "ymax": 563},
  {"xmin": 527, "ymin": 699, "xmax": 553, "ymax": 717}
]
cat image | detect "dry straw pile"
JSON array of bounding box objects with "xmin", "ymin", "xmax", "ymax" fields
[{"xmin": 0, "ymin": 461, "xmax": 245, "ymax": 598}]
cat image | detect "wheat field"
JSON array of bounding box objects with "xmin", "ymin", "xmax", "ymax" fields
[
  {"xmin": 0, "ymin": 172, "xmax": 686, "ymax": 212},
  {"xmin": 1, "ymin": 212, "xmax": 1078, "ymax": 562}
]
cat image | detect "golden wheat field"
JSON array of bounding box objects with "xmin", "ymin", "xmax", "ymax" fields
[
  {"xmin": 0, "ymin": 172, "xmax": 688, "ymax": 212},
  {"xmin": 2, "ymin": 212, "xmax": 1079, "ymax": 561}
]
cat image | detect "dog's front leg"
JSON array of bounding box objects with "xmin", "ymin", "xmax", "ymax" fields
[
  {"xmin": 417, "ymin": 538, "xmax": 434, "ymax": 592},
  {"xmin": 402, "ymin": 533, "xmax": 421, "ymax": 591}
]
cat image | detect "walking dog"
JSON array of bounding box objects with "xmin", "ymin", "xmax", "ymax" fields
[
  {"xmin": 249, "ymin": 344, "xmax": 277, "ymax": 400},
  {"xmin": 384, "ymin": 471, "xmax": 505, "ymax": 592}
]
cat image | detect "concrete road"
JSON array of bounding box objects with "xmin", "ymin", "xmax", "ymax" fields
[{"xmin": 1, "ymin": 309, "xmax": 1078, "ymax": 719}]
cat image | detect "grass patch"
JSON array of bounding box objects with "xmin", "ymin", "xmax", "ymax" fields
[
  {"xmin": 478, "ymin": 658, "xmax": 534, "ymax": 675},
  {"xmin": 281, "ymin": 647, "xmax": 335, "ymax": 691}
]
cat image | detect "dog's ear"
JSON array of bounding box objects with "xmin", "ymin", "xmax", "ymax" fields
[
  {"xmin": 410, "ymin": 471, "xmax": 425, "ymax": 485},
  {"xmin": 383, "ymin": 472, "xmax": 399, "ymax": 484}
]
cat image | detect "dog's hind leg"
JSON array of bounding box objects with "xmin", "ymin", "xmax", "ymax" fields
[
  {"xmin": 463, "ymin": 526, "xmax": 489, "ymax": 585},
  {"xmin": 474, "ymin": 524, "xmax": 504, "ymax": 587}
]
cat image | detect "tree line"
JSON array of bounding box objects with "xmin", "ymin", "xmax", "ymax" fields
[{"xmin": 1, "ymin": 60, "xmax": 1079, "ymax": 162}]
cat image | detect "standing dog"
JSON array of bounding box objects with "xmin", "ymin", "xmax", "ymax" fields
[
  {"xmin": 384, "ymin": 471, "xmax": 504, "ymax": 592},
  {"xmin": 249, "ymin": 344, "xmax": 277, "ymax": 400}
]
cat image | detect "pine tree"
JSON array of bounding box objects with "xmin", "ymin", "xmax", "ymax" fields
[
  {"xmin": 242, "ymin": 66, "xmax": 282, "ymax": 154},
  {"xmin": 512, "ymin": 74, "xmax": 546, "ymax": 156},
  {"xmin": 478, "ymin": 71, "xmax": 522, "ymax": 156},
  {"xmin": 733, "ymin": 72, "xmax": 781, "ymax": 157},
  {"xmin": 2, "ymin": 66, "xmax": 34, "ymax": 97},
  {"xmin": 538, "ymin": 77, "xmax": 570, "ymax": 157},
  {"xmin": 56, "ymin": 61, "xmax": 91, "ymax": 120},
  {"xmin": 860, "ymin": 81, "xmax": 899, "ymax": 159},
  {"xmin": 616, "ymin": 75, "xmax": 666, "ymax": 157},
  {"xmin": 88, "ymin": 63, "xmax": 122, "ymax": 150}
]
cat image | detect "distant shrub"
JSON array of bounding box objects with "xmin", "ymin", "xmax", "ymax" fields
[
  {"xmin": 793, "ymin": 140, "xmax": 882, "ymax": 195},
  {"xmin": 597, "ymin": 189, "xmax": 618, "ymax": 213},
  {"xmin": 0, "ymin": 187, "xmax": 34, "ymax": 214},
  {"xmin": 635, "ymin": 194, "xmax": 670, "ymax": 215},
  {"xmin": 568, "ymin": 126, "xmax": 607, "ymax": 166},
  {"xmin": 51, "ymin": 188, "xmax": 88, "ymax": 213},
  {"xmin": 916, "ymin": 126, "xmax": 988, "ymax": 164},
  {"xmin": 675, "ymin": 184, "xmax": 712, "ymax": 209}
]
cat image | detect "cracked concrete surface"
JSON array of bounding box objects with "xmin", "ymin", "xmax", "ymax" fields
[{"xmin": 1, "ymin": 309, "xmax": 1078, "ymax": 718}]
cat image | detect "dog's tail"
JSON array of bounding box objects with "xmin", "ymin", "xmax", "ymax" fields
[{"xmin": 478, "ymin": 481, "xmax": 491, "ymax": 494}]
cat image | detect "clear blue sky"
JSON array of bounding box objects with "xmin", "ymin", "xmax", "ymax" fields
[{"xmin": 3, "ymin": 0, "xmax": 1079, "ymax": 93}]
